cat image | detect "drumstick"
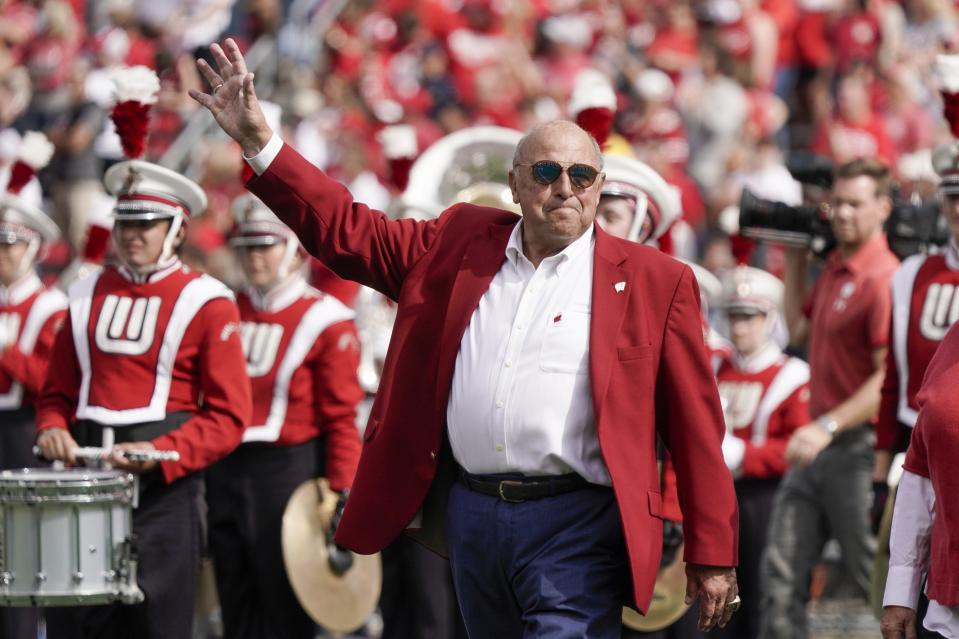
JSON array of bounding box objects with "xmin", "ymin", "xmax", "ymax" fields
[{"xmin": 32, "ymin": 446, "xmax": 181, "ymax": 463}]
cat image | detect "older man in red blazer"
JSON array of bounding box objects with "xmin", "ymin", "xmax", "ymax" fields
[{"xmin": 193, "ymin": 39, "xmax": 739, "ymax": 637}]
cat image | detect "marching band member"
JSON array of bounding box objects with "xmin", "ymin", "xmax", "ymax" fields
[
  {"xmin": 0, "ymin": 132, "xmax": 67, "ymax": 639},
  {"xmin": 713, "ymin": 266, "xmax": 810, "ymax": 639},
  {"xmin": 0, "ymin": 131, "xmax": 65, "ymax": 471},
  {"xmin": 34, "ymin": 66, "xmax": 251, "ymax": 639},
  {"xmin": 206, "ymin": 194, "xmax": 363, "ymax": 639},
  {"xmin": 875, "ymin": 141, "xmax": 959, "ymax": 506}
]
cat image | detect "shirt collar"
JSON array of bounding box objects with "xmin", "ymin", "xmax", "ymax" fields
[
  {"xmin": 246, "ymin": 273, "xmax": 308, "ymax": 312},
  {"xmin": 118, "ymin": 258, "xmax": 183, "ymax": 284},
  {"xmin": 505, "ymin": 222, "xmax": 594, "ymax": 275},
  {"xmin": 733, "ymin": 341, "xmax": 783, "ymax": 374},
  {"xmin": 832, "ymin": 234, "xmax": 891, "ymax": 275},
  {"xmin": 0, "ymin": 271, "xmax": 42, "ymax": 307}
]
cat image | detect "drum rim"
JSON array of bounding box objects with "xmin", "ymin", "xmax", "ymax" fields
[{"xmin": 0, "ymin": 469, "xmax": 135, "ymax": 503}]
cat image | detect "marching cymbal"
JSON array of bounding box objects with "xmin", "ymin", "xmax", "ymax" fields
[
  {"xmin": 622, "ymin": 543, "xmax": 690, "ymax": 632},
  {"xmin": 282, "ymin": 478, "xmax": 382, "ymax": 634}
]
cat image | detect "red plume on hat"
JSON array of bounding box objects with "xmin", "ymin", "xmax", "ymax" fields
[
  {"xmin": 568, "ymin": 69, "xmax": 617, "ymax": 148},
  {"xmin": 377, "ymin": 124, "xmax": 418, "ymax": 192},
  {"xmin": 110, "ymin": 66, "xmax": 160, "ymax": 159},
  {"xmin": 6, "ymin": 131, "xmax": 54, "ymax": 195}
]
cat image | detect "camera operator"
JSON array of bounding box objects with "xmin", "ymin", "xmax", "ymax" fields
[
  {"xmin": 876, "ymin": 141, "xmax": 959, "ymax": 495},
  {"xmin": 760, "ymin": 158, "xmax": 900, "ymax": 639}
]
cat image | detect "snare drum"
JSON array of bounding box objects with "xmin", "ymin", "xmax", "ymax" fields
[{"xmin": 0, "ymin": 468, "xmax": 144, "ymax": 607}]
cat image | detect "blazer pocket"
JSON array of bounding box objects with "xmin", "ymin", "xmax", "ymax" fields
[
  {"xmin": 618, "ymin": 344, "xmax": 654, "ymax": 361},
  {"xmin": 648, "ymin": 489, "xmax": 663, "ymax": 519},
  {"xmin": 363, "ymin": 417, "xmax": 381, "ymax": 442}
]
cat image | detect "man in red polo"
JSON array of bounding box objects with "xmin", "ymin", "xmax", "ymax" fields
[{"xmin": 760, "ymin": 158, "xmax": 900, "ymax": 638}]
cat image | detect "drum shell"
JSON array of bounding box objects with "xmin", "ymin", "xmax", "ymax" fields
[{"xmin": 0, "ymin": 469, "xmax": 136, "ymax": 607}]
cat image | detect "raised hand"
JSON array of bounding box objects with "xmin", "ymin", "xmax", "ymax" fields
[{"xmin": 188, "ymin": 38, "xmax": 273, "ymax": 157}]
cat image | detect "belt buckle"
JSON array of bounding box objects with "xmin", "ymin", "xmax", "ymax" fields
[{"xmin": 498, "ymin": 480, "xmax": 526, "ymax": 503}]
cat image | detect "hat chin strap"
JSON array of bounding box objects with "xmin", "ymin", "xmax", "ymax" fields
[
  {"xmin": 626, "ymin": 194, "xmax": 649, "ymax": 243},
  {"xmin": 15, "ymin": 237, "xmax": 40, "ymax": 280},
  {"xmin": 119, "ymin": 214, "xmax": 184, "ymax": 276},
  {"xmin": 276, "ymin": 234, "xmax": 300, "ymax": 282}
]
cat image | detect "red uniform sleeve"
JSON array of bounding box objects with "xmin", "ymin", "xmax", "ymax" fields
[
  {"xmin": 742, "ymin": 382, "xmax": 810, "ymax": 479},
  {"xmin": 656, "ymin": 266, "xmax": 739, "ymax": 567},
  {"xmin": 877, "ymin": 311, "xmax": 905, "ymax": 451},
  {"xmin": 152, "ymin": 298, "xmax": 252, "ymax": 483},
  {"xmin": 312, "ymin": 319, "xmax": 363, "ymax": 492},
  {"xmin": 247, "ymin": 144, "xmax": 453, "ymax": 301},
  {"xmin": 36, "ymin": 311, "xmax": 81, "ymax": 434},
  {"xmin": 0, "ymin": 309, "xmax": 66, "ymax": 396}
]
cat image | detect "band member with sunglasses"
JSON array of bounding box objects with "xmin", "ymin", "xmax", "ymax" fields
[{"xmin": 192, "ymin": 38, "xmax": 739, "ymax": 637}]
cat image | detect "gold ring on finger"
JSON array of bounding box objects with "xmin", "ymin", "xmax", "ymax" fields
[
  {"xmin": 725, "ymin": 595, "xmax": 741, "ymax": 613},
  {"xmin": 213, "ymin": 83, "xmax": 224, "ymax": 94}
]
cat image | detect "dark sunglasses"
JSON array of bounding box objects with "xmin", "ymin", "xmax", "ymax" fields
[{"xmin": 515, "ymin": 161, "xmax": 600, "ymax": 189}]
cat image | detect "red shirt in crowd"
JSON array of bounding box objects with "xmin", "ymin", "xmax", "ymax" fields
[{"xmin": 804, "ymin": 234, "xmax": 899, "ymax": 418}]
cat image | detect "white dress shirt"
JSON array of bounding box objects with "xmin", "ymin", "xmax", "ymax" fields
[
  {"xmin": 246, "ymin": 136, "xmax": 610, "ymax": 484},
  {"xmin": 446, "ymin": 222, "xmax": 610, "ymax": 485},
  {"xmin": 884, "ymin": 470, "xmax": 959, "ymax": 638}
]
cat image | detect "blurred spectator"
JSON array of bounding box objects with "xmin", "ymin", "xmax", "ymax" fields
[
  {"xmin": 46, "ymin": 57, "xmax": 106, "ymax": 251},
  {"xmin": 810, "ymin": 71, "xmax": 895, "ymax": 163}
]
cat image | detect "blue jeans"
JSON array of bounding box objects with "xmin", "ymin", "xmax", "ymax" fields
[{"xmin": 446, "ymin": 479, "xmax": 630, "ymax": 639}]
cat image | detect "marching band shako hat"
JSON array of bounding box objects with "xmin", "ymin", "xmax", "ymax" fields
[
  {"xmin": 230, "ymin": 194, "xmax": 303, "ymax": 281},
  {"xmin": 0, "ymin": 131, "xmax": 60, "ymax": 247},
  {"xmin": 601, "ymin": 153, "xmax": 682, "ymax": 244},
  {"xmin": 935, "ymin": 55, "xmax": 959, "ymax": 195},
  {"xmin": 230, "ymin": 193, "xmax": 296, "ymax": 247},
  {"xmin": 104, "ymin": 160, "xmax": 207, "ymax": 222},
  {"xmin": 568, "ymin": 68, "xmax": 617, "ymax": 148},
  {"xmin": 721, "ymin": 265, "xmax": 784, "ymax": 316},
  {"xmin": 103, "ymin": 65, "xmax": 207, "ymax": 268}
]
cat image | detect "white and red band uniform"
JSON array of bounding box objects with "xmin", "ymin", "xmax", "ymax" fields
[
  {"xmin": 237, "ymin": 275, "xmax": 362, "ymax": 490},
  {"xmin": 0, "ymin": 273, "xmax": 66, "ymax": 408},
  {"xmin": 37, "ymin": 260, "xmax": 249, "ymax": 482},
  {"xmin": 877, "ymin": 138, "xmax": 959, "ymax": 451},
  {"xmin": 717, "ymin": 347, "xmax": 811, "ymax": 478},
  {"xmin": 717, "ymin": 266, "xmax": 811, "ymax": 478}
]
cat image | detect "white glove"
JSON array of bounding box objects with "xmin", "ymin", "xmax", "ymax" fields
[{"xmin": 721, "ymin": 433, "xmax": 746, "ymax": 477}]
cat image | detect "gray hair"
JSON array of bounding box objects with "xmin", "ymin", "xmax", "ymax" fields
[{"xmin": 512, "ymin": 121, "xmax": 604, "ymax": 170}]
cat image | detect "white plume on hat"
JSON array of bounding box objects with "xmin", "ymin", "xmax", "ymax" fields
[
  {"xmin": 110, "ymin": 65, "xmax": 160, "ymax": 104},
  {"xmin": 935, "ymin": 55, "xmax": 959, "ymax": 93},
  {"xmin": 17, "ymin": 132, "xmax": 55, "ymax": 172},
  {"xmin": 377, "ymin": 124, "xmax": 418, "ymax": 159},
  {"xmin": 568, "ymin": 69, "xmax": 617, "ymax": 117}
]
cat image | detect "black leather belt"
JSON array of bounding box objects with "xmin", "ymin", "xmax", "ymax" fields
[{"xmin": 460, "ymin": 471, "xmax": 590, "ymax": 503}]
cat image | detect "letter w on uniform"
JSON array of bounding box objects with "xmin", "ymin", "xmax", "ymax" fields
[{"xmin": 95, "ymin": 295, "xmax": 162, "ymax": 355}]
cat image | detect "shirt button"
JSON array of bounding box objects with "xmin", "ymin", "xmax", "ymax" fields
[
  {"xmin": 505, "ymin": 360, "xmax": 512, "ymax": 368},
  {"xmin": 496, "ymin": 400, "xmax": 504, "ymax": 409},
  {"xmin": 516, "ymin": 324, "xmax": 523, "ymax": 330},
  {"xmin": 495, "ymin": 444, "xmax": 504, "ymax": 452}
]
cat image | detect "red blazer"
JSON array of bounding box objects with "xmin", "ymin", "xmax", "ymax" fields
[{"xmin": 248, "ymin": 144, "xmax": 738, "ymax": 611}]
